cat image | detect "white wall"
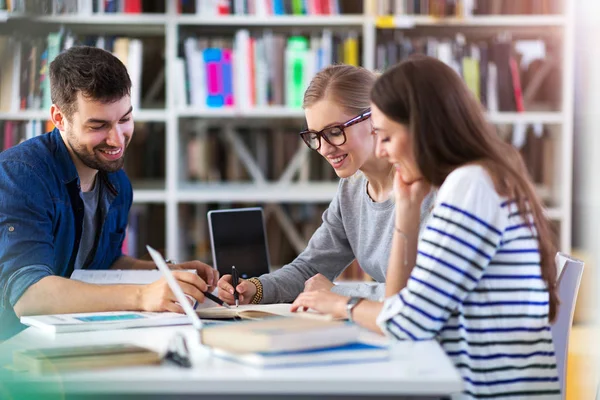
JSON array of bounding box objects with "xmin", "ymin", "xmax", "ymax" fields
[{"xmin": 573, "ymin": 1, "xmax": 600, "ymax": 321}]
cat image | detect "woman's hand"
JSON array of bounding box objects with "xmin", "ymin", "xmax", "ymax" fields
[
  {"xmin": 393, "ymin": 165, "xmax": 431, "ymax": 213},
  {"xmin": 217, "ymin": 275, "xmax": 257, "ymax": 305},
  {"xmin": 290, "ymin": 290, "xmax": 349, "ymax": 319},
  {"xmin": 304, "ymin": 273, "xmax": 334, "ymax": 293},
  {"xmin": 393, "ymin": 165, "xmax": 431, "ymax": 232}
]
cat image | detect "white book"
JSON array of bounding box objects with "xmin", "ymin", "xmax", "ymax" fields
[
  {"xmin": 212, "ymin": 342, "xmax": 389, "ymax": 368},
  {"xmin": 173, "ymin": 57, "xmax": 188, "ymax": 107},
  {"xmin": 10, "ymin": 40, "xmax": 20, "ymax": 113},
  {"xmin": 184, "ymin": 37, "xmax": 206, "ymax": 108},
  {"xmin": 21, "ymin": 311, "xmax": 191, "ymax": 334},
  {"xmin": 128, "ymin": 39, "xmax": 143, "ymax": 112},
  {"xmin": 233, "ymin": 29, "xmax": 251, "ymax": 110},
  {"xmin": 70, "ymin": 269, "xmax": 195, "ymax": 285}
]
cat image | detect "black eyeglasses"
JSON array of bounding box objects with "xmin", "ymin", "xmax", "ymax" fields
[{"xmin": 299, "ymin": 110, "xmax": 372, "ymax": 151}]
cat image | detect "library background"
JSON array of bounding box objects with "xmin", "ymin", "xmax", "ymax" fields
[{"xmin": 0, "ymin": 0, "xmax": 599, "ymax": 397}]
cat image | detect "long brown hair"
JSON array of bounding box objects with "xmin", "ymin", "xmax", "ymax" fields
[
  {"xmin": 303, "ymin": 64, "xmax": 376, "ymax": 114},
  {"xmin": 371, "ymin": 55, "xmax": 558, "ymax": 321}
]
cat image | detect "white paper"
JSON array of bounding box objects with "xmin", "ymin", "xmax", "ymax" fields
[{"xmin": 71, "ymin": 269, "xmax": 196, "ymax": 285}]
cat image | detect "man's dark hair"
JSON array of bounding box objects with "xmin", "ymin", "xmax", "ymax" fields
[{"xmin": 49, "ymin": 46, "xmax": 131, "ymax": 120}]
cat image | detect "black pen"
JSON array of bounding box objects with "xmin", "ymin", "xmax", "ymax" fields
[
  {"xmin": 203, "ymin": 290, "xmax": 231, "ymax": 309},
  {"xmin": 231, "ymin": 266, "xmax": 239, "ymax": 307}
]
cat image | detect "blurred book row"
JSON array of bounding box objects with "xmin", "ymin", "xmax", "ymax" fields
[
  {"xmin": 376, "ymin": 32, "xmax": 560, "ymax": 112},
  {"xmin": 0, "ymin": 120, "xmax": 48, "ymax": 150},
  {"xmin": 178, "ymin": 29, "xmax": 360, "ymax": 109},
  {"xmin": 374, "ymin": 0, "xmax": 562, "ymax": 16},
  {"xmin": 0, "ymin": 0, "xmax": 165, "ymax": 14},
  {"xmin": 0, "ymin": 32, "xmax": 147, "ymax": 113},
  {"xmin": 1, "ymin": 0, "xmax": 562, "ymax": 16},
  {"xmin": 182, "ymin": 124, "xmax": 336, "ymax": 183},
  {"xmin": 179, "ymin": 0, "xmax": 362, "ymax": 15}
]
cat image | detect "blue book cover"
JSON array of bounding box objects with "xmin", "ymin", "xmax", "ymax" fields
[
  {"xmin": 273, "ymin": 0, "xmax": 284, "ymax": 15},
  {"xmin": 212, "ymin": 342, "xmax": 389, "ymax": 368}
]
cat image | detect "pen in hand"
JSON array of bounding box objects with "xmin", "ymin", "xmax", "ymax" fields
[
  {"xmin": 231, "ymin": 266, "xmax": 239, "ymax": 307},
  {"xmin": 203, "ymin": 291, "xmax": 231, "ymax": 309}
]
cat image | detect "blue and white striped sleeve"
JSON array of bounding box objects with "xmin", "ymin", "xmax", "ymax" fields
[{"xmin": 377, "ymin": 166, "xmax": 508, "ymax": 340}]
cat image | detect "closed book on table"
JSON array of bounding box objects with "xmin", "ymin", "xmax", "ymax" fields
[
  {"xmin": 212, "ymin": 342, "xmax": 389, "ymax": 368},
  {"xmin": 13, "ymin": 343, "xmax": 160, "ymax": 374},
  {"xmin": 201, "ymin": 317, "xmax": 360, "ymax": 354}
]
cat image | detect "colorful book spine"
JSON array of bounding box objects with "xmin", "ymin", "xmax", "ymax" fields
[
  {"xmin": 204, "ymin": 48, "xmax": 225, "ymax": 108},
  {"xmin": 285, "ymin": 36, "xmax": 308, "ymax": 108},
  {"xmin": 222, "ymin": 48, "xmax": 234, "ymax": 106}
]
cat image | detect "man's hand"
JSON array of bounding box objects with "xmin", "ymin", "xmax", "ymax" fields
[
  {"xmin": 304, "ymin": 273, "xmax": 334, "ymax": 293},
  {"xmin": 169, "ymin": 260, "xmax": 219, "ymax": 289},
  {"xmin": 217, "ymin": 275, "xmax": 257, "ymax": 305},
  {"xmin": 138, "ymin": 271, "xmax": 208, "ymax": 313}
]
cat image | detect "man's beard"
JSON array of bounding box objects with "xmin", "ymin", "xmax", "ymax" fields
[{"xmin": 66, "ymin": 129, "xmax": 129, "ymax": 173}]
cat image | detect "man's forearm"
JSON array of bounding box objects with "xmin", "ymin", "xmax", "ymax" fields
[
  {"xmin": 13, "ymin": 275, "xmax": 142, "ymax": 317},
  {"xmin": 111, "ymin": 255, "xmax": 157, "ymax": 270}
]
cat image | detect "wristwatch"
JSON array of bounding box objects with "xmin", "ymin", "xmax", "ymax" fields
[{"xmin": 346, "ymin": 296, "xmax": 364, "ymax": 323}]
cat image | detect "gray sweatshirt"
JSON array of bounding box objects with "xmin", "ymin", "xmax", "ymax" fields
[{"xmin": 259, "ymin": 173, "xmax": 434, "ymax": 303}]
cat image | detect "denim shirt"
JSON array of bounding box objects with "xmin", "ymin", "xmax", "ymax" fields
[{"xmin": 0, "ymin": 128, "xmax": 132, "ymax": 339}]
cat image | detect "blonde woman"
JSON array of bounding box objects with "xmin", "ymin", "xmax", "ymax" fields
[{"xmin": 218, "ymin": 65, "xmax": 434, "ymax": 305}]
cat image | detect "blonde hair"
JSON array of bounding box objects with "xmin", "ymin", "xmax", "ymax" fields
[{"xmin": 303, "ymin": 64, "xmax": 376, "ymax": 115}]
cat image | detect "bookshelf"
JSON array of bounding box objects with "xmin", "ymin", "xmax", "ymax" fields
[{"xmin": 0, "ymin": 0, "xmax": 575, "ymax": 263}]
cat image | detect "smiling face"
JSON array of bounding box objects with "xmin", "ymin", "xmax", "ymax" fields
[
  {"xmin": 371, "ymin": 104, "xmax": 422, "ymax": 184},
  {"xmin": 55, "ymin": 92, "xmax": 134, "ymax": 174},
  {"xmin": 304, "ymin": 98, "xmax": 375, "ymax": 178}
]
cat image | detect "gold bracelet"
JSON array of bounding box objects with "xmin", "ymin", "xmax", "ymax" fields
[
  {"xmin": 247, "ymin": 277, "xmax": 263, "ymax": 304},
  {"xmin": 394, "ymin": 226, "xmax": 409, "ymax": 267}
]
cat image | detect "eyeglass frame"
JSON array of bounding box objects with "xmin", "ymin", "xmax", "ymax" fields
[{"xmin": 299, "ymin": 109, "xmax": 372, "ymax": 151}]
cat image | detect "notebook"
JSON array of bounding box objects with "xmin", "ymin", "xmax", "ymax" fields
[
  {"xmin": 212, "ymin": 342, "xmax": 389, "ymax": 368},
  {"xmin": 13, "ymin": 343, "xmax": 161, "ymax": 374}
]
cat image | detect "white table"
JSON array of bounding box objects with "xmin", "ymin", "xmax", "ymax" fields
[{"xmin": 0, "ymin": 324, "xmax": 463, "ymax": 399}]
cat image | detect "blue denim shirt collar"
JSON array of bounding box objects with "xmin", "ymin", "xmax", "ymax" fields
[{"xmin": 49, "ymin": 128, "xmax": 121, "ymax": 196}]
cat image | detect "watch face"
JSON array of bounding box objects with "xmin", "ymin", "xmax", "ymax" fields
[{"xmin": 348, "ymin": 297, "xmax": 361, "ymax": 307}]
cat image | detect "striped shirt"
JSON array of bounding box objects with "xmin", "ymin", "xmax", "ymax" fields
[{"xmin": 376, "ymin": 165, "xmax": 560, "ymax": 399}]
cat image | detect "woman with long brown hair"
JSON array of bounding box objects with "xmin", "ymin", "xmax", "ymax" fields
[{"xmin": 292, "ymin": 55, "xmax": 560, "ymax": 399}]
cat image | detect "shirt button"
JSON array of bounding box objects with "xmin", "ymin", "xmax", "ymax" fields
[{"xmin": 8, "ymin": 226, "xmax": 14, "ymax": 232}]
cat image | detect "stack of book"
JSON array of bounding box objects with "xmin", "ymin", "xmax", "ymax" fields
[
  {"xmin": 13, "ymin": 343, "xmax": 161, "ymax": 374},
  {"xmin": 201, "ymin": 317, "xmax": 389, "ymax": 368}
]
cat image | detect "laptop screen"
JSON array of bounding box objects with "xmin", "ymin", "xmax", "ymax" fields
[{"xmin": 208, "ymin": 208, "xmax": 271, "ymax": 279}]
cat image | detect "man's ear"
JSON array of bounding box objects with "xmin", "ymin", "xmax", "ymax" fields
[{"xmin": 50, "ymin": 104, "xmax": 66, "ymax": 131}]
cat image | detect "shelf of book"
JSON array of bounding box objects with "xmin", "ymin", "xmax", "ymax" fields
[
  {"xmin": 0, "ymin": 110, "xmax": 566, "ymax": 124},
  {"xmin": 9, "ymin": 14, "xmax": 168, "ymax": 25},
  {"xmin": 177, "ymin": 107, "xmax": 305, "ymax": 119},
  {"xmin": 486, "ymin": 112, "xmax": 564, "ymax": 125},
  {"xmin": 132, "ymin": 190, "xmax": 168, "ymax": 203},
  {"xmin": 177, "ymin": 14, "xmax": 366, "ymax": 26},
  {"xmin": 177, "ymin": 182, "xmax": 338, "ymax": 203},
  {"xmin": 0, "ymin": 0, "xmax": 575, "ymax": 258},
  {"xmin": 374, "ymin": 15, "xmax": 566, "ymax": 28},
  {"xmin": 0, "ymin": 110, "xmax": 167, "ymax": 122}
]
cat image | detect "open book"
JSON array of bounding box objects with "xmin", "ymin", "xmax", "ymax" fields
[{"xmin": 196, "ymin": 303, "xmax": 338, "ymax": 321}]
